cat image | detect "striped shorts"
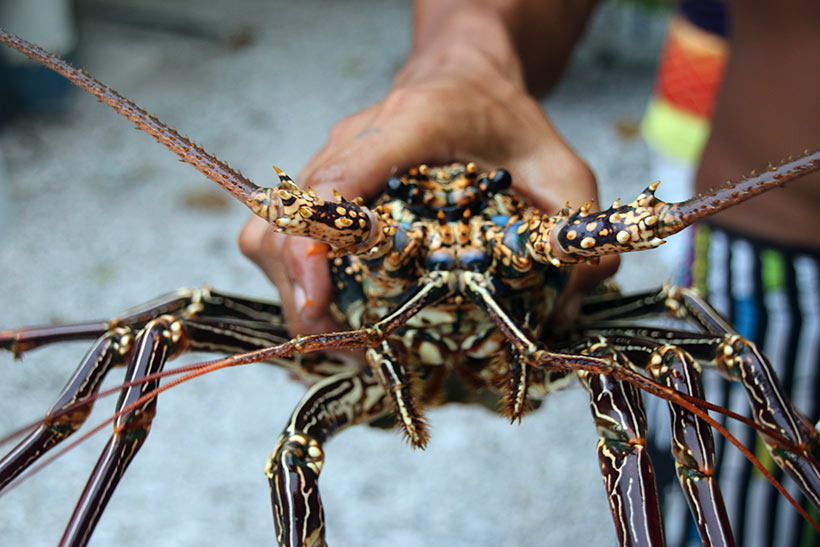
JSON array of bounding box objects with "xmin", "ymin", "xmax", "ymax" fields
[{"xmin": 650, "ymin": 223, "xmax": 820, "ymax": 547}]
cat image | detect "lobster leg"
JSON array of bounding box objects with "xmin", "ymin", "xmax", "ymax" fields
[
  {"xmin": 0, "ymin": 290, "xmax": 301, "ymax": 504},
  {"xmin": 259, "ymin": 273, "xmax": 451, "ymax": 545},
  {"xmin": 577, "ymin": 340, "xmax": 666, "ymax": 547},
  {"xmin": 571, "ymin": 330, "xmax": 736, "ymax": 546},
  {"xmin": 502, "ymin": 348, "xmax": 529, "ymax": 422},
  {"xmin": 61, "ymin": 315, "xmax": 185, "ymax": 547},
  {"xmin": 0, "ymin": 327, "xmax": 133, "ymax": 491},
  {"xmin": 575, "ymin": 330, "xmax": 737, "ymax": 546},
  {"xmin": 466, "ymin": 272, "xmax": 732, "ymax": 544},
  {"xmin": 663, "ymin": 288, "xmax": 820, "ymax": 509},
  {"xmin": 578, "ymin": 287, "xmax": 669, "ymax": 323},
  {"xmin": 265, "ymin": 370, "xmax": 388, "ymax": 547},
  {"xmin": 463, "ymin": 272, "xmax": 664, "ymax": 544},
  {"xmin": 582, "ymin": 288, "xmax": 820, "ymax": 525},
  {"xmin": 461, "ymin": 272, "xmax": 540, "ymax": 421},
  {"xmin": 642, "ymin": 341, "xmax": 734, "ymax": 546},
  {"xmin": 715, "ymin": 335, "xmax": 820, "ymax": 507},
  {"xmin": 0, "ymin": 287, "xmax": 288, "ymax": 355},
  {"xmin": 0, "ymin": 317, "xmax": 300, "ymax": 497},
  {"xmin": 366, "ymin": 339, "xmax": 430, "ymax": 448},
  {"xmin": 579, "ymin": 284, "xmax": 743, "ymax": 337}
]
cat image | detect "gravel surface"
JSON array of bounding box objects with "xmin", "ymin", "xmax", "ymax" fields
[{"xmin": 0, "ymin": 1, "xmax": 676, "ymax": 545}]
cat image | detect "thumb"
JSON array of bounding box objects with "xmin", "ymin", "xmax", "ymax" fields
[{"xmin": 552, "ymin": 255, "xmax": 620, "ymax": 330}]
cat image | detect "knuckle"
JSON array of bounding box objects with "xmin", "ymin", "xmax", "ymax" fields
[
  {"xmin": 238, "ymin": 217, "xmax": 263, "ymax": 259},
  {"xmin": 381, "ymin": 86, "xmax": 430, "ymax": 116},
  {"xmin": 568, "ymin": 158, "xmax": 597, "ymax": 191},
  {"xmin": 261, "ymin": 229, "xmax": 288, "ymax": 258},
  {"xmin": 327, "ymin": 117, "xmax": 355, "ymax": 144},
  {"xmin": 434, "ymin": 42, "xmax": 492, "ymax": 74}
]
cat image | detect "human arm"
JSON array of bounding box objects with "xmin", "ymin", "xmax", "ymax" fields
[{"xmin": 239, "ymin": 0, "xmax": 611, "ymax": 335}]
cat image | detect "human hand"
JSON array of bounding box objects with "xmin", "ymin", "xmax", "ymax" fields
[{"xmin": 239, "ymin": 12, "xmax": 615, "ymax": 336}]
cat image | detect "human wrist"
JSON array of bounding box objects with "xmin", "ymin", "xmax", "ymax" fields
[{"xmin": 397, "ymin": 4, "xmax": 525, "ymax": 89}]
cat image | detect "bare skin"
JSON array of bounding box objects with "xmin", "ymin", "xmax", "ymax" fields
[
  {"xmin": 239, "ymin": 1, "xmax": 611, "ymax": 335},
  {"xmin": 239, "ymin": 0, "xmax": 819, "ymax": 335},
  {"xmin": 695, "ymin": 0, "xmax": 820, "ymax": 246}
]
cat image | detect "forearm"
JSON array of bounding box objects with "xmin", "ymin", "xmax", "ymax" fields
[{"xmin": 410, "ymin": 0, "xmax": 600, "ymax": 95}]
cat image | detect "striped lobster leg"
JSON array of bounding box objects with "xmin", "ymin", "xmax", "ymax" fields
[
  {"xmin": 366, "ymin": 339, "xmax": 430, "ymax": 448},
  {"xmin": 584, "ymin": 330, "xmax": 736, "ymax": 546},
  {"xmin": 0, "ymin": 289, "xmax": 309, "ymax": 546},
  {"xmin": 667, "ymin": 288, "xmax": 820, "ymax": 510},
  {"xmin": 570, "ymin": 310, "xmax": 745, "ymax": 547},
  {"xmin": 645, "ymin": 345, "xmax": 734, "ymax": 546},
  {"xmin": 462, "ymin": 271, "xmax": 665, "ymax": 544},
  {"xmin": 265, "ymin": 370, "xmax": 388, "ymax": 547},
  {"xmin": 0, "ymin": 288, "xmax": 290, "ymax": 356},
  {"xmin": 59, "ymin": 315, "xmax": 184, "ymax": 546},
  {"xmin": 611, "ymin": 334, "xmax": 735, "ymax": 547},
  {"xmin": 264, "ymin": 270, "xmax": 451, "ymax": 545},
  {"xmin": 576, "ymin": 340, "xmax": 666, "ymax": 547},
  {"xmin": 596, "ymin": 286, "xmax": 820, "ymax": 510},
  {"xmin": 464, "ymin": 270, "xmax": 815, "ymax": 544},
  {"xmin": 579, "ymin": 285, "xmax": 820, "ymax": 535},
  {"xmin": 0, "ymin": 289, "xmax": 293, "ymax": 490},
  {"xmin": 0, "ymin": 326, "xmax": 132, "ymax": 492}
]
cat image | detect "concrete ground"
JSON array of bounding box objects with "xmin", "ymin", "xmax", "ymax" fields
[{"xmin": 0, "ymin": 1, "xmax": 678, "ymax": 545}]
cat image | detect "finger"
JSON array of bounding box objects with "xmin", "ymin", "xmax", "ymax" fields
[
  {"xmin": 299, "ymin": 93, "xmax": 472, "ymax": 200},
  {"xmin": 283, "ymin": 237, "xmax": 332, "ymax": 323},
  {"xmin": 239, "ymin": 216, "xmax": 338, "ymax": 335},
  {"xmin": 510, "ymin": 140, "xmax": 598, "ymax": 215},
  {"xmin": 271, "ymin": 234, "xmax": 340, "ymax": 335},
  {"xmin": 239, "ymin": 216, "xmax": 297, "ymax": 314},
  {"xmin": 238, "ymin": 216, "xmax": 281, "ymax": 279},
  {"xmin": 299, "ymin": 107, "xmax": 378, "ymax": 185},
  {"xmin": 552, "ymin": 255, "xmax": 620, "ymax": 328}
]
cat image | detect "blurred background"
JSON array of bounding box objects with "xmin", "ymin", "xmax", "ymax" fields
[{"xmin": 0, "ymin": 0, "xmax": 676, "ymax": 545}]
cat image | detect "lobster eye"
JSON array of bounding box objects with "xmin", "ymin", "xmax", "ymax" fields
[
  {"xmin": 386, "ymin": 176, "xmax": 406, "ymax": 197},
  {"xmin": 478, "ymin": 169, "xmax": 512, "ymax": 197},
  {"xmin": 488, "ymin": 169, "xmax": 512, "ymax": 192}
]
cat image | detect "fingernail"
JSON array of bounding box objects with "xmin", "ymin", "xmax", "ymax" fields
[
  {"xmin": 293, "ymin": 283, "xmax": 307, "ymax": 313},
  {"xmin": 293, "ymin": 283, "xmax": 318, "ymax": 320}
]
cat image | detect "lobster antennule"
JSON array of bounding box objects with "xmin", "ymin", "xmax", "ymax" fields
[
  {"xmin": 533, "ymin": 149, "xmax": 820, "ymax": 264},
  {"xmin": 0, "ymin": 28, "xmax": 261, "ymax": 205},
  {"xmin": 671, "ymin": 149, "xmax": 820, "ymax": 228}
]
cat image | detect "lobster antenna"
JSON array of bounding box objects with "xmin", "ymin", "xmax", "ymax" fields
[
  {"xmin": 0, "ymin": 28, "xmax": 261, "ymax": 204},
  {"xmin": 0, "ymin": 358, "xmax": 227, "ymax": 449},
  {"xmin": 667, "ymin": 149, "xmax": 820, "ymax": 230},
  {"xmin": 0, "ymin": 354, "xmax": 254, "ymax": 499}
]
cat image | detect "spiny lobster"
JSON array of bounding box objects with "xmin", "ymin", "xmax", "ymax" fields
[{"xmin": 1, "ymin": 25, "xmax": 820, "ymax": 547}]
